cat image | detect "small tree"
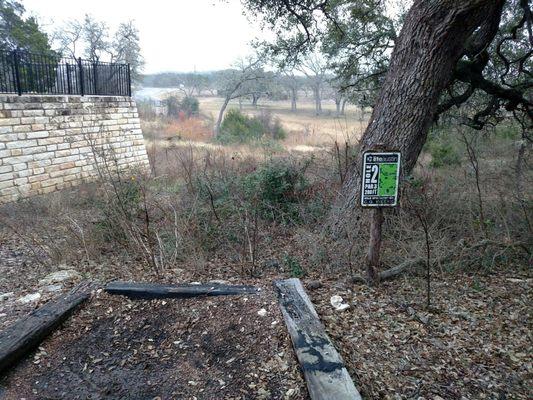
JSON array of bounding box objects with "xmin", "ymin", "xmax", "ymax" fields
[
  {"xmin": 180, "ymin": 96, "xmax": 199, "ymax": 117},
  {"xmin": 213, "ymin": 58, "xmax": 265, "ymax": 137}
]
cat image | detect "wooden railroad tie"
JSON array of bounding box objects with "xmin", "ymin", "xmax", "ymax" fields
[
  {"xmin": 0, "ymin": 281, "xmax": 93, "ymax": 376},
  {"xmin": 105, "ymin": 281, "xmax": 260, "ymax": 299},
  {"xmin": 274, "ymin": 278, "xmax": 362, "ymax": 400}
]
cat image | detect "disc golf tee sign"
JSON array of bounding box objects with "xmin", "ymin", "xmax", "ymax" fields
[{"xmin": 360, "ymin": 152, "xmax": 401, "ymax": 207}]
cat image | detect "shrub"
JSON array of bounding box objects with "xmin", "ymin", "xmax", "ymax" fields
[
  {"xmin": 164, "ymin": 96, "xmax": 180, "ymax": 117},
  {"xmin": 180, "ymin": 96, "xmax": 199, "ymax": 117},
  {"xmin": 218, "ymin": 109, "xmax": 264, "ymax": 144},
  {"xmin": 242, "ymin": 162, "xmax": 307, "ymax": 222},
  {"xmin": 256, "ymin": 110, "xmax": 287, "ymax": 140},
  {"xmin": 217, "ymin": 109, "xmax": 286, "ymax": 144},
  {"xmin": 430, "ymin": 142, "xmax": 461, "ymax": 168},
  {"xmin": 163, "ymin": 95, "xmax": 199, "ymax": 118},
  {"xmin": 283, "ymin": 253, "xmax": 304, "ymax": 277},
  {"xmin": 94, "ymin": 177, "xmax": 143, "ymax": 242}
]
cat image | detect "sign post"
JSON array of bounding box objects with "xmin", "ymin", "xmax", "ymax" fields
[{"xmin": 360, "ymin": 151, "xmax": 401, "ymax": 284}]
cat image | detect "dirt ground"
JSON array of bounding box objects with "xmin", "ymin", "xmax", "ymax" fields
[
  {"xmin": 1, "ymin": 289, "xmax": 308, "ymax": 400},
  {"xmin": 311, "ymin": 271, "xmax": 532, "ymax": 399},
  {"xmin": 1, "ymin": 223, "xmax": 531, "ymax": 399}
]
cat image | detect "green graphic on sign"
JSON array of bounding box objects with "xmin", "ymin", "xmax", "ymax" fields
[
  {"xmin": 378, "ymin": 163, "xmax": 398, "ymax": 197},
  {"xmin": 360, "ymin": 152, "xmax": 401, "ymax": 207}
]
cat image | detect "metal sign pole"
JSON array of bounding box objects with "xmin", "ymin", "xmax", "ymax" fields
[
  {"xmin": 360, "ymin": 146, "xmax": 401, "ymax": 284},
  {"xmin": 366, "ymin": 207, "xmax": 384, "ymax": 284}
]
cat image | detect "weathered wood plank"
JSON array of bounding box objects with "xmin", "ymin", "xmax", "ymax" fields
[
  {"xmin": 105, "ymin": 281, "xmax": 259, "ymax": 299},
  {"xmin": 0, "ymin": 281, "xmax": 92, "ymax": 376},
  {"xmin": 274, "ymin": 278, "xmax": 361, "ymax": 400}
]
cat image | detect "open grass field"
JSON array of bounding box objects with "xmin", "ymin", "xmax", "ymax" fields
[
  {"xmin": 140, "ymin": 95, "xmax": 368, "ymax": 158},
  {"xmin": 199, "ymin": 96, "xmax": 367, "ymax": 148}
]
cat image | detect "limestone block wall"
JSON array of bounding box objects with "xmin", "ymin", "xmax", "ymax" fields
[{"xmin": 0, "ymin": 95, "xmax": 149, "ymax": 203}]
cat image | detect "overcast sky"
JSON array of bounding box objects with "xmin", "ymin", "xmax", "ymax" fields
[{"xmin": 22, "ymin": 0, "xmax": 266, "ymax": 74}]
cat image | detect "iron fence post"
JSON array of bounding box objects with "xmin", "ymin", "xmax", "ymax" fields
[
  {"xmin": 78, "ymin": 57, "xmax": 84, "ymax": 96},
  {"xmin": 93, "ymin": 62, "xmax": 98, "ymax": 95},
  {"xmin": 13, "ymin": 50, "xmax": 22, "ymax": 96},
  {"xmin": 66, "ymin": 63, "xmax": 72, "ymax": 94},
  {"xmin": 127, "ymin": 64, "xmax": 132, "ymax": 97}
]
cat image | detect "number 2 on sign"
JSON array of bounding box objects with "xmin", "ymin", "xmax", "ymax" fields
[{"xmin": 370, "ymin": 165, "xmax": 378, "ymax": 183}]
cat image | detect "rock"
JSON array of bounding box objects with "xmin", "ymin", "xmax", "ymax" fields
[
  {"xmin": 285, "ymin": 388, "xmax": 298, "ymax": 399},
  {"xmin": 257, "ymin": 388, "xmax": 271, "ymax": 399},
  {"xmin": 330, "ymin": 295, "xmax": 350, "ymax": 311},
  {"xmin": 263, "ymin": 259, "xmax": 281, "ymax": 269},
  {"xmin": 306, "ymin": 280, "xmax": 323, "ymax": 290},
  {"xmin": 209, "ymin": 279, "xmax": 229, "ymax": 285},
  {"xmin": 43, "ymin": 284, "xmax": 63, "ymax": 293},
  {"xmin": 39, "ymin": 269, "xmax": 81, "ymax": 286},
  {"xmin": 0, "ymin": 292, "xmax": 15, "ymax": 301},
  {"xmin": 257, "ymin": 308, "xmax": 268, "ymax": 317},
  {"xmin": 17, "ymin": 292, "xmax": 41, "ymax": 304}
]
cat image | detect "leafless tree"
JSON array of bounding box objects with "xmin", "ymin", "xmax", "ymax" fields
[
  {"xmin": 213, "ymin": 57, "xmax": 265, "ymax": 136},
  {"xmin": 296, "ymin": 53, "xmax": 328, "ymax": 115}
]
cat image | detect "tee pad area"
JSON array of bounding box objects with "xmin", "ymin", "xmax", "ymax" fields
[{"xmin": 0, "ymin": 279, "xmax": 359, "ymax": 399}]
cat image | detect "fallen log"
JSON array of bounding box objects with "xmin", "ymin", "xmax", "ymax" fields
[
  {"xmin": 105, "ymin": 281, "xmax": 259, "ymax": 299},
  {"xmin": 0, "ymin": 281, "xmax": 93, "ymax": 376},
  {"xmin": 349, "ymin": 258, "xmax": 426, "ymax": 284},
  {"xmin": 274, "ymin": 278, "xmax": 361, "ymax": 400}
]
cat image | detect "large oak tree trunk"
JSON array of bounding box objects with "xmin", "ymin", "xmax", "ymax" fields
[{"xmin": 328, "ymin": 0, "xmax": 504, "ymax": 237}]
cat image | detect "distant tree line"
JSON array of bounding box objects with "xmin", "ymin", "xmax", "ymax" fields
[{"xmin": 141, "ymin": 53, "xmax": 355, "ymax": 122}]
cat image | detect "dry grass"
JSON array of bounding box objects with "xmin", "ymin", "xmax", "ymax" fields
[
  {"xmin": 140, "ymin": 96, "xmax": 367, "ymax": 159},
  {"xmin": 198, "ymin": 97, "xmax": 367, "ymax": 149},
  {"xmin": 142, "ymin": 117, "xmax": 212, "ymax": 143}
]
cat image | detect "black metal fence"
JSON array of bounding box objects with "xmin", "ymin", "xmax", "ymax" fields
[{"xmin": 0, "ymin": 50, "xmax": 131, "ymax": 97}]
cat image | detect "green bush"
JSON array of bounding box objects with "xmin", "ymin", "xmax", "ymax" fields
[
  {"xmin": 217, "ymin": 109, "xmax": 286, "ymax": 144},
  {"xmin": 430, "ymin": 143, "xmax": 461, "ymax": 168},
  {"xmin": 180, "ymin": 96, "xmax": 199, "ymax": 117},
  {"xmin": 218, "ymin": 109, "xmax": 264, "ymax": 144},
  {"xmin": 242, "ymin": 162, "xmax": 307, "ymax": 221},
  {"xmin": 163, "ymin": 95, "xmax": 199, "ymax": 118},
  {"xmin": 283, "ymin": 254, "xmax": 304, "ymax": 277}
]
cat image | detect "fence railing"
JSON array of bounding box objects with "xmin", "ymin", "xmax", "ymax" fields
[{"xmin": 0, "ymin": 50, "xmax": 131, "ymax": 97}]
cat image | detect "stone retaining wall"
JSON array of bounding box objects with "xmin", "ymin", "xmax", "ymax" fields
[{"xmin": 0, "ymin": 95, "xmax": 149, "ymax": 203}]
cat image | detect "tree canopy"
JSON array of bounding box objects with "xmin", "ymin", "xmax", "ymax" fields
[
  {"xmin": 0, "ymin": 0, "xmax": 53, "ymax": 53},
  {"xmin": 53, "ymin": 15, "xmax": 144, "ymax": 85},
  {"xmin": 242, "ymin": 0, "xmax": 532, "ymax": 134}
]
